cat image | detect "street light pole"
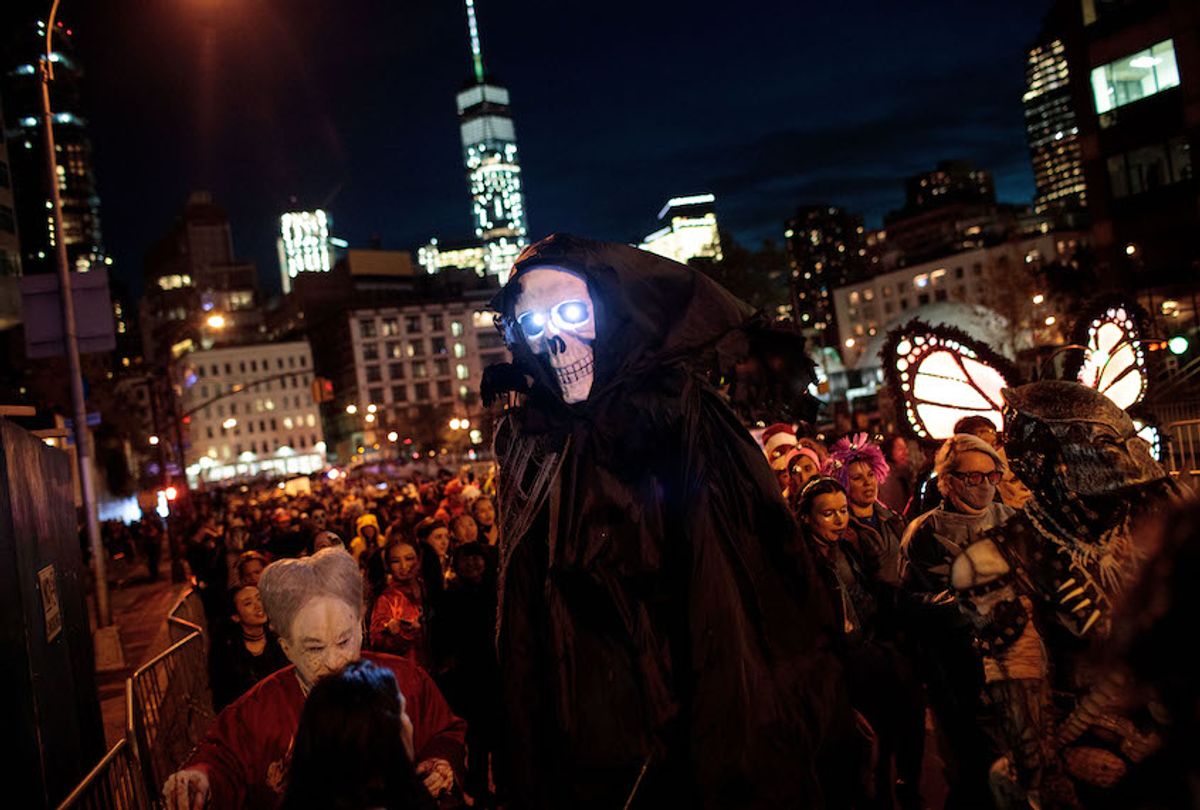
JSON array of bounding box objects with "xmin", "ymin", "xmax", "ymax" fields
[{"xmin": 41, "ymin": 0, "xmax": 110, "ymax": 626}]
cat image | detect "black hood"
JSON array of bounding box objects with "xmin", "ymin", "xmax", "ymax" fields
[{"xmin": 489, "ymin": 233, "xmax": 753, "ymax": 404}]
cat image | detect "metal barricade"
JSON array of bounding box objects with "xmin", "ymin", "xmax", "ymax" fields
[
  {"xmin": 166, "ymin": 589, "xmax": 208, "ymax": 647},
  {"xmin": 54, "ymin": 739, "xmax": 147, "ymax": 810},
  {"xmin": 128, "ymin": 629, "xmax": 215, "ymax": 805},
  {"xmin": 1165, "ymin": 418, "xmax": 1200, "ymax": 491},
  {"xmin": 57, "ymin": 690, "xmax": 149, "ymax": 810}
]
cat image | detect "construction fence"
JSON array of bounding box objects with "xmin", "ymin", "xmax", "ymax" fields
[{"xmin": 57, "ymin": 590, "xmax": 215, "ymax": 810}]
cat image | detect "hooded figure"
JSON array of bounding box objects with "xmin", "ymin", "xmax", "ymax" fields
[
  {"xmin": 350, "ymin": 513, "xmax": 383, "ymax": 562},
  {"xmin": 484, "ymin": 235, "xmax": 845, "ymax": 809}
]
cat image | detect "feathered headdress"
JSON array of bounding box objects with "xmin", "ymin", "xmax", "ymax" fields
[{"xmin": 823, "ymin": 432, "xmax": 890, "ymax": 489}]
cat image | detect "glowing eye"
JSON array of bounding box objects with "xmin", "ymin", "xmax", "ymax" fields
[
  {"xmin": 517, "ymin": 311, "xmax": 546, "ymax": 337},
  {"xmin": 556, "ymin": 300, "xmax": 589, "ymax": 325}
]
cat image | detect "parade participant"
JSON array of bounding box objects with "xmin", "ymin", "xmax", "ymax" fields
[
  {"xmin": 209, "ymin": 584, "xmax": 289, "ymax": 711},
  {"xmin": 901, "ymin": 433, "xmax": 1014, "ymax": 808},
  {"xmin": 236, "ymin": 550, "xmax": 269, "ymax": 587},
  {"xmin": 470, "ymin": 496, "xmax": 498, "ymax": 546},
  {"xmin": 824, "ymin": 432, "xmax": 903, "ymax": 585},
  {"xmin": 281, "ymin": 660, "xmax": 436, "ymax": 810},
  {"xmin": 798, "ymin": 477, "xmax": 922, "ymax": 809},
  {"xmin": 414, "ymin": 517, "xmax": 452, "ymax": 602},
  {"xmin": 448, "ymin": 513, "xmax": 479, "ymax": 547},
  {"xmin": 954, "ymin": 383, "xmax": 1176, "ymax": 807},
  {"xmin": 482, "ymin": 234, "xmax": 843, "ymax": 808},
  {"xmin": 349, "ymin": 513, "xmax": 383, "ymax": 562},
  {"xmin": 877, "ymin": 435, "xmax": 914, "ymax": 515},
  {"xmin": 310, "ymin": 530, "xmax": 343, "ymax": 554},
  {"xmin": 162, "ymin": 548, "xmax": 465, "ymax": 810},
  {"xmin": 761, "ymin": 422, "xmax": 798, "ymax": 494},
  {"xmin": 783, "ymin": 445, "xmax": 822, "ymax": 514},
  {"xmin": 369, "ymin": 540, "xmax": 427, "ymax": 663}
]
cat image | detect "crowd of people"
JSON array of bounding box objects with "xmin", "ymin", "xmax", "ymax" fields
[{"xmin": 112, "ymin": 402, "xmax": 1187, "ymax": 810}]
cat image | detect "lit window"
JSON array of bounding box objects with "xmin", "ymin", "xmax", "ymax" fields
[{"xmin": 1091, "ymin": 40, "xmax": 1180, "ymax": 114}]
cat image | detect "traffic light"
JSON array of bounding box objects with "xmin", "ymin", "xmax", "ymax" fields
[
  {"xmin": 1168, "ymin": 335, "xmax": 1189, "ymax": 356},
  {"xmin": 312, "ymin": 377, "xmax": 334, "ymax": 403}
]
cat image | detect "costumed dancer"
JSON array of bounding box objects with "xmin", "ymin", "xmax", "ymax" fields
[{"xmin": 482, "ymin": 234, "xmax": 847, "ymax": 809}]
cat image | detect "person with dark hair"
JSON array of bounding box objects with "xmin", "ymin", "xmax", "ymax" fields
[
  {"xmin": 186, "ymin": 517, "xmax": 229, "ymax": 622},
  {"xmin": 311, "ymin": 530, "xmax": 344, "ymax": 554},
  {"xmin": 237, "ymin": 550, "xmax": 270, "ymax": 587},
  {"xmin": 448, "ymin": 513, "xmax": 479, "ymax": 547},
  {"xmin": 470, "ymin": 497, "xmax": 498, "ymax": 546},
  {"xmin": 877, "ymin": 435, "xmax": 914, "ymax": 516},
  {"xmin": 369, "ymin": 540, "xmax": 427, "ymax": 664},
  {"xmin": 797, "ymin": 477, "xmax": 922, "ymax": 809},
  {"xmin": 282, "ymin": 659, "xmax": 437, "ymax": 810},
  {"xmin": 414, "ymin": 517, "xmax": 452, "ymax": 607},
  {"xmin": 209, "ymin": 584, "xmax": 289, "ymax": 711}
]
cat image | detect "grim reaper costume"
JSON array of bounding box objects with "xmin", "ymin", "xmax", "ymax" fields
[{"xmin": 483, "ymin": 235, "xmax": 844, "ymax": 809}]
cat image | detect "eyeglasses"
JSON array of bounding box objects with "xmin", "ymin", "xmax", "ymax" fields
[{"xmin": 949, "ymin": 469, "xmax": 1002, "ymax": 486}]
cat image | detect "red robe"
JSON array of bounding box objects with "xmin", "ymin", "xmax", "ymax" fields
[
  {"xmin": 369, "ymin": 584, "xmax": 424, "ymax": 661},
  {"xmin": 185, "ymin": 651, "xmax": 466, "ymax": 808}
]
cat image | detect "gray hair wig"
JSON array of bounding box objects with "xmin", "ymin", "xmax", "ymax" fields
[{"xmin": 258, "ymin": 547, "xmax": 363, "ymax": 640}]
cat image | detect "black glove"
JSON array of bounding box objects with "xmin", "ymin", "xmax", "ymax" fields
[{"xmin": 481, "ymin": 363, "xmax": 530, "ymax": 408}]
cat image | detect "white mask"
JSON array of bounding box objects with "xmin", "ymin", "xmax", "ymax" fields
[{"xmin": 513, "ymin": 266, "xmax": 596, "ymax": 403}]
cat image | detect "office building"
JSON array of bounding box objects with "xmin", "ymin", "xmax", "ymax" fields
[
  {"xmin": 1023, "ymin": 33, "xmax": 1087, "ymax": 218},
  {"xmin": 177, "ymin": 340, "xmax": 325, "ymax": 485},
  {"xmin": 639, "ymin": 194, "xmax": 723, "ymax": 265},
  {"xmin": 138, "ymin": 192, "xmax": 262, "ymax": 363},
  {"xmin": 418, "ymin": 238, "xmax": 487, "ymax": 276},
  {"xmin": 277, "ymin": 209, "xmax": 336, "ymax": 294},
  {"xmin": 1052, "ymin": 0, "xmax": 1199, "ymax": 289},
  {"xmin": 1, "ymin": 18, "xmax": 109, "ymax": 277},
  {"xmin": 832, "ymin": 231, "xmax": 1084, "ymax": 368},
  {"xmin": 455, "ymin": 0, "xmax": 528, "ymax": 282},
  {"xmin": 0, "ymin": 90, "xmax": 20, "ymax": 328},
  {"xmin": 785, "ymin": 205, "xmax": 868, "ymax": 343}
]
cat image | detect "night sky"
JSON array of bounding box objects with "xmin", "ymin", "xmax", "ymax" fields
[{"xmin": 19, "ymin": 0, "xmax": 1049, "ymax": 297}]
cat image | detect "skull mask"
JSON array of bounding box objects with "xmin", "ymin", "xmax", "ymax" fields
[{"xmin": 513, "ymin": 266, "xmax": 596, "ymax": 403}]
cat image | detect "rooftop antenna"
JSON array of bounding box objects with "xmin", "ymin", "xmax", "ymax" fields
[{"xmin": 464, "ymin": 0, "xmax": 485, "ymax": 84}]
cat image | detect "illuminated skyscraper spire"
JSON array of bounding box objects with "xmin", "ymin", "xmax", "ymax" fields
[
  {"xmin": 455, "ymin": 0, "xmax": 528, "ymax": 283},
  {"xmin": 464, "ymin": 0, "xmax": 485, "ymax": 84}
]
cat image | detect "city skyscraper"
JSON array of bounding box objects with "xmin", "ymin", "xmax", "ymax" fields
[
  {"xmin": 0, "ymin": 88, "xmax": 20, "ymax": 330},
  {"xmin": 1, "ymin": 18, "xmax": 108, "ymax": 277},
  {"xmin": 1047, "ymin": 0, "xmax": 1198, "ymax": 290},
  {"xmin": 1023, "ymin": 35, "xmax": 1087, "ymax": 218},
  {"xmin": 785, "ymin": 205, "xmax": 868, "ymax": 345},
  {"xmin": 455, "ymin": 0, "xmax": 528, "ymax": 283},
  {"xmin": 639, "ymin": 194, "xmax": 723, "ymax": 264},
  {"xmin": 277, "ymin": 209, "xmax": 335, "ymax": 294},
  {"xmin": 139, "ymin": 192, "xmax": 261, "ymax": 363}
]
